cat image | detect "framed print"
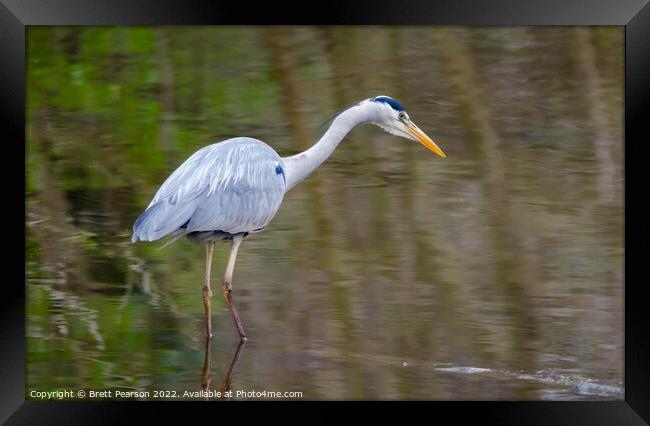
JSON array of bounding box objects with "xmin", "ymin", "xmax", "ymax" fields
[{"xmin": 4, "ymin": 0, "xmax": 649, "ymax": 423}]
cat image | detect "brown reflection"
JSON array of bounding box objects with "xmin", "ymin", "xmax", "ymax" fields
[
  {"xmin": 265, "ymin": 28, "xmax": 311, "ymax": 151},
  {"xmin": 388, "ymin": 29, "xmax": 448, "ymax": 398},
  {"xmin": 219, "ymin": 339, "xmax": 247, "ymax": 397},
  {"xmin": 156, "ymin": 28, "xmax": 177, "ymax": 167},
  {"xmin": 200, "ymin": 337, "xmax": 246, "ymax": 400},
  {"xmin": 574, "ymin": 28, "xmax": 616, "ymax": 204},
  {"xmin": 318, "ymin": 27, "xmax": 368, "ymax": 398},
  {"xmin": 437, "ymin": 28, "xmax": 540, "ymax": 372}
]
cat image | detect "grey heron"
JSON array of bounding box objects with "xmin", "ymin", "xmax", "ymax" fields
[{"xmin": 132, "ymin": 96, "xmax": 445, "ymax": 340}]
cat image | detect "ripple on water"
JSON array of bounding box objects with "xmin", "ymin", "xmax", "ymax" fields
[{"xmin": 435, "ymin": 366, "xmax": 623, "ymax": 399}]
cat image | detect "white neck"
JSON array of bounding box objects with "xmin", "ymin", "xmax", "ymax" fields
[{"xmin": 282, "ymin": 104, "xmax": 374, "ymax": 191}]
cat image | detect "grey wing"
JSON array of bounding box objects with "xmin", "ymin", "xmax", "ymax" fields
[{"xmin": 132, "ymin": 137, "xmax": 286, "ymax": 242}]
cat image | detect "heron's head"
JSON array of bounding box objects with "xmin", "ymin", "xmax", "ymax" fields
[{"xmin": 364, "ymin": 95, "xmax": 445, "ymax": 158}]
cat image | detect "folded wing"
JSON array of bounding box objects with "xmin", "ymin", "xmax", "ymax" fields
[{"xmin": 132, "ymin": 137, "xmax": 286, "ymax": 242}]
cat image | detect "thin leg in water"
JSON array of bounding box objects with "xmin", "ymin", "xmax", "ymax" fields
[
  {"xmin": 223, "ymin": 234, "xmax": 246, "ymax": 340},
  {"xmin": 202, "ymin": 241, "xmax": 215, "ymax": 337},
  {"xmin": 200, "ymin": 336, "xmax": 212, "ymax": 394}
]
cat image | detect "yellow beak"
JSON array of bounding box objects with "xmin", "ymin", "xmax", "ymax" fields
[{"xmin": 406, "ymin": 122, "xmax": 446, "ymax": 158}]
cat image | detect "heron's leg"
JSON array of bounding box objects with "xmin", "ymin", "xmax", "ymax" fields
[
  {"xmin": 223, "ymin": 234, "xmax": 246, "ymax": 340},
  {"xmin": 200, "ymin": 336, "xmax": 212, "ymax": 394},
  {"xmin": 202, "ymin": 241, "xmax": 215, "ymax": 337}
]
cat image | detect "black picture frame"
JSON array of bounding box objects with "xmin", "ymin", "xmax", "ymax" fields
[{"xmin": 4, "ymin": 0, "xmax": 649, "ymax": 423}]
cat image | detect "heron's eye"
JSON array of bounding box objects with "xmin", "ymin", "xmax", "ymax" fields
[{"xmin": 398, "ymin": 112, "xmax": 406, "ymax": 120}]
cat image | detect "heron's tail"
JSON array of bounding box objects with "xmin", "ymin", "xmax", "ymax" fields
[
  {"xmin": 155, "ymin": 230, "xmax": 187, "ymax": 250},
  {"xmin": 131, "ymin": 200, "xmax": 196, "ymax": 243}
]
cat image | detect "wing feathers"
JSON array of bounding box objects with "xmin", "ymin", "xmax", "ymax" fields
[{"xmin": 132, "ymin": 137, "xmax": 286, "ymax": 243}]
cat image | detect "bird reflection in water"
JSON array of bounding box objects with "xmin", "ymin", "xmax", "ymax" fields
[{"xmin": 201, "ymin": 337, "xmax": 246, "ymax": 400}]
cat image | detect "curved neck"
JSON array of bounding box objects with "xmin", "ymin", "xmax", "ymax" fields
[{"xmin": 282, "ymin": 104, "xmax": 372, "ymax": 191}]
